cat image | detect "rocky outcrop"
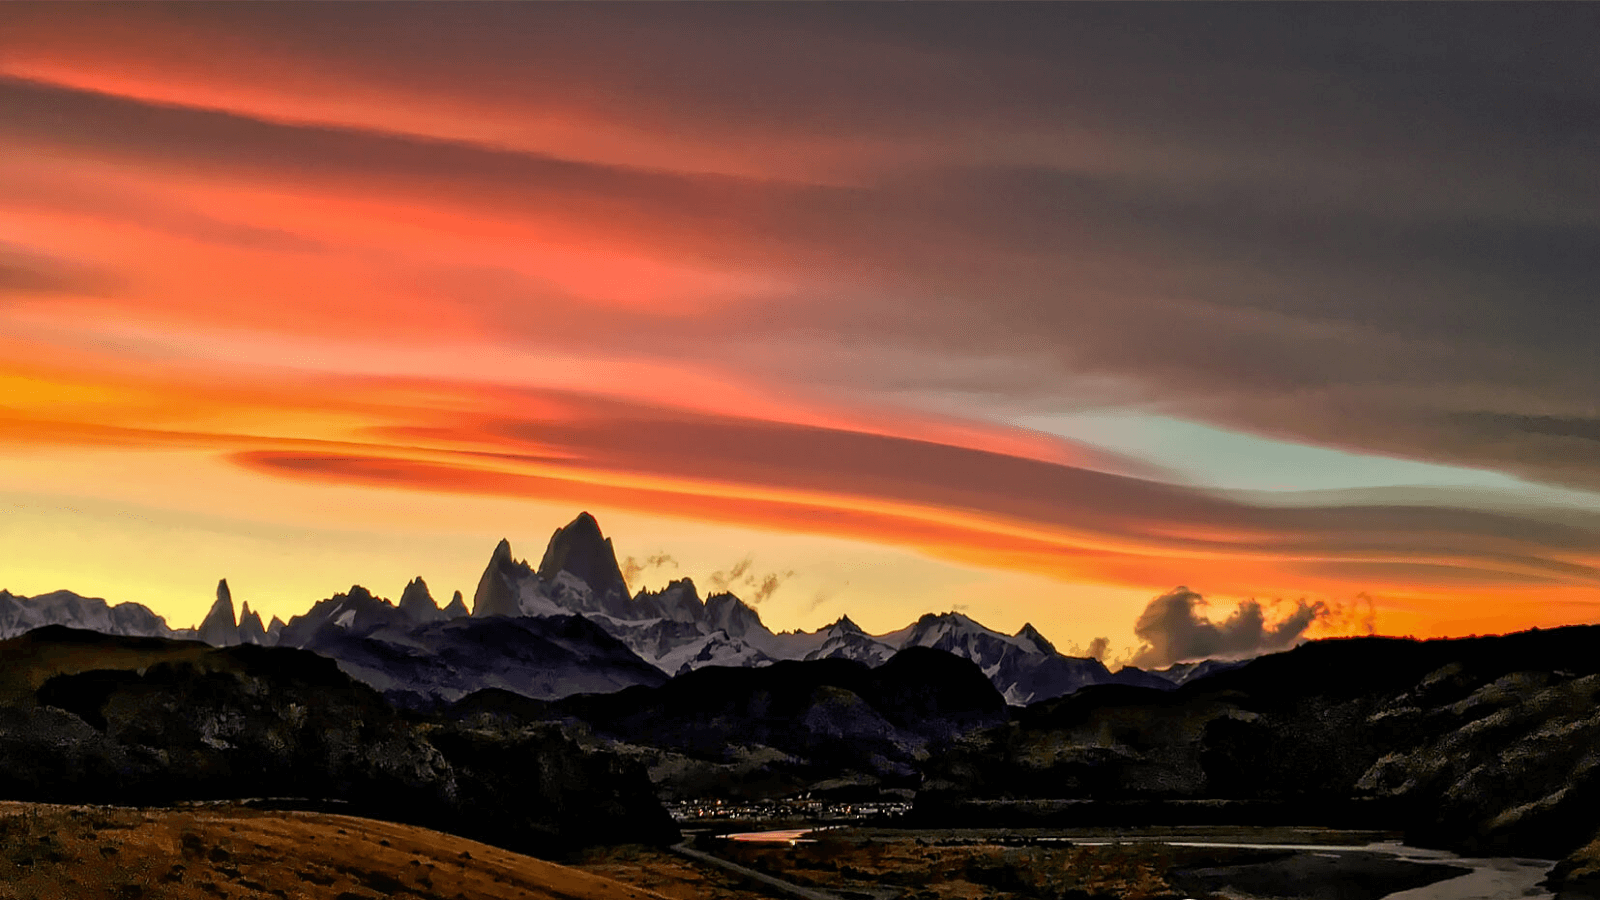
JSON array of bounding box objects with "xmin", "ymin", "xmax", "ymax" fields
[
  {"xmin": 197, "ymin": 580, "xmax": 239, "ymax": 646},
  {"xmin": 704, "ymin": 591, "xmax": 763, "ymax": 639},
  {"xmin": 0, "ymin": 589, "xmax": 173, "ymax": 640},
  {"xmin": 1357, "ymin": 671, "xmax": 1600, "ymax": 855},
  {"xmin": 237, "ymin": 602, "xmax": 267, "ymax": 645},
  {"xmin": 398, "ymin": 577, "xmax": 445, "ymax": 623},
  {"xmin": 1546, "ymin": 833, "xmax": 1600, "ymax": 899},
  {"xmin": 275, "ymin": 584, "xmax": 410, "ymax": 649},
  {"xmin": 634, "ymin": 579, "xmax": 705, "ymax": 624},
  {"xmin": 442, "ymin": 591, "xmax": 469, "ymax": 619},
  {"xmin": 1014, "ymin": 622, "xmax": 1057, "ymax": 655},
  {"xmin": 472, "ymin": 539, "xmax": 531, "ymax": 619},
  {"xmin": 800, "ymin": 616, "xmax": 896, "ymax": 665},
  {"xmin": 536, "ymin": 512, "xmax": 630, "ymax": 618},
  {"xmin": 920, "ymin": 626, "xmax": 1600, "ymax": 859}
]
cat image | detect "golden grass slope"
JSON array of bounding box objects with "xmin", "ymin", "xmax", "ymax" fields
[{"xmin": 0, "ymin": 801, "xmax": 672, "ymax": 900}]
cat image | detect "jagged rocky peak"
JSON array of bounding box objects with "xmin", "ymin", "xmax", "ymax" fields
[
  {"xmin": 637, "ymin": 578, "xmax": 704, "ymax": 624},
  {"xmin": 704, "ymin": 591, "xmax": 764, "ymax": 639},
  {"xmin": 198, "ymin": 579, "xmax": 239, "ymax": 646},
  {"xmin": 238, "ymin": 601, "xmax": 267, "ymax": 645},
  {"xmin": 343, "ymin": 584, "xmax": 376, "ymax": 603},
  {"xmin": 398, "ymin": 576, "xmax": 445, "ymax": 623},
  {"xmin": 443, "ymin": 590, "xmax": 470, "ymax": 619},
  {"xmin": 1015, "ymin": 622, "xmax": 1056, "ymax": 655},
  {"xmin": 537, "ymin": 512, "xmax": 629, "ymax": 609},
  {"xmin": 0, "ymin": 589, "xmax": 175, "ymax": 641},
  {"xmin": 473, "ymin": 538, "xmax": 532, "ymax": 618},
  {"xmin": 829, "ymin": 614, "xmax": 865, "ymax": 635}
]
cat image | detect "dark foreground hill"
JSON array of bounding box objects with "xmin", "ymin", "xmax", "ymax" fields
[
  {"xmin": 0, "ymin": 801, "xmax": 668, "ymax": 900},
  {"xmin": 455, "ymin": 645, "xmax": 1010, "ymax": 800},
  {"xmin": 920, "ymin": 624, "xmax": 1600, "ymax": 860},
  {"xmin": 0, "ymin": 626, "xmax": 676, "ymax": 856}
]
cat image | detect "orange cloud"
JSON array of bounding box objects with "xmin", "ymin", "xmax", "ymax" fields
[{"xmin": 4, "ymin": 5, "xmax": 1599, "ymax": 644}]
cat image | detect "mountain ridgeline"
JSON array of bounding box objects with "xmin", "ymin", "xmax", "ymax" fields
[
  {"xmin": 2, "ymin": 512, "xmax": 1186, "ymax": 707},
  {"xmin": 6, "ymin": 512, "xmax": 1600, "ymax": 872}
]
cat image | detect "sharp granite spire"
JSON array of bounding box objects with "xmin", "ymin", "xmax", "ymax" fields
[
  {"xmin": 399, "ymin": 577, "xmax": 445, "ymax": 623},
  {"xmin": 198, "ymin": 579, "xmax": 239, "ymax": 646}
]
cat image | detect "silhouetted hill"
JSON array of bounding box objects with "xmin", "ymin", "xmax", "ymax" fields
[
  {"xmin": 298, "ymin": 612, "xmax": 669, "ymax": 705},
  {"xmin": 922, "ymin": 624, "xmax": 1600, "ymax": 859},
  {"xmin": 537, "ymin": 646, "xmax": 1007, "ymax": 798},
  {"xmin": 0, "ymin": 627, "xmax": 676, "ymax": 855}
]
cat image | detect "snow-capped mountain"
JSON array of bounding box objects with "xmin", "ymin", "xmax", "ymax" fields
[
  {"xmin": 1152, "ymin": 657, "xmax": 1249, "ymax": 685},
  {"xmin": 472, "ymin": 524, "xmax": 781, "ymax": 675},
  {"xmin": 791, "ymin": 616, "xmax": 897, "ymax": 665},
  {"xmin": 0, "ymin": 589, "xmax": 176, "ymax": 640},
  {"xmin": 249, "ymin": 579, "xmax": 662, "ymax": 702},
  {"xmin": 585, "ymin": 580, "xmax": 777, "ymax": 675},
  {"xmin": 0, "ymin": 510, "xmax": 1241, "ymax": 706},
  {"xmin": 460, "ymin": 513, "xmax": 1182, "ymax": 703},
  {"xmin": 866, "ymin": 611, "xmax": 1169, "ymax": 704}
]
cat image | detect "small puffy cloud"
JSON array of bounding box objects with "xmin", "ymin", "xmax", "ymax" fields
[
  {"xmin": 620, "ymin": 552, "xmax": 677, "ymax": 588},
  {"xmin": 750, "ymin": 571, "xmax": 794, "ymax": 603},
  {"xmin": 707, "ymin": 557, "xmax": 753, "ymax": 593},
  {"xmin": 1062, "ymin": 636, "xmax": 1111, "ymax": 661},
  {"xmin": 804, "ymin": 588, "xmax": 835, "ymax": 613},
  {"xmin": 1085, "ymin": 636, "xmax": 1110, "ymax": 661},
  {"xmin": 707, "ymin": 556, "xmax": 795, "ymax": 605},
  {"xmin": 1313, "ymin": 592, "xmax": 1378, "ymax": 637},
  {"xmin": 1128, "ymin": 586, "xmax": 1330, "ymax": 669}
]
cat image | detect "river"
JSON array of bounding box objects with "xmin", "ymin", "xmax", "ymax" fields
[{"xmin": 719, "ymin": 829, "xmax": 1555, "ymax": 899}]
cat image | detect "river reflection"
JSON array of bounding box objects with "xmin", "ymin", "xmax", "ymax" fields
[
  {"xmin": 717, "ymin": 829, "xmax": 1555, "ymax": 899},
  {"xmin": 725, "ymin": 828, "xmax": 816, "ymax": 844}
]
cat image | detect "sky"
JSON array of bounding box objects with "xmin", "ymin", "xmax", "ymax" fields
[{"xmin": 2, "ymin": 4, "xmax": 1599, "ymax": 665}]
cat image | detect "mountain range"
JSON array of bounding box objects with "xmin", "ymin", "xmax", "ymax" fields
[
  {"xmin": 0, "ymin": 512, "xmax": 1219, "ymax": 705},
  {"xmin": 9, "ymin": 513, "xmax": 1600, "ymax": 880}
]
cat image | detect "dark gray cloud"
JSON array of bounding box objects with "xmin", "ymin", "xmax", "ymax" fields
[{"xmin": 1129, "ymin": 587, "xmax": 1329, "ymax": 669}]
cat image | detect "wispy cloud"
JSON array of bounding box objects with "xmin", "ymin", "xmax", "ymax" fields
[
  {"xmin": 620, "ymin": 552, "xmax": 677, "ymax": 589},
  {"xmin": 703, "ymin": 556, "xmax": 796, "ymax": 605},
  {"xmin": 1, "ymin": 4, "xmax": 1597, "ymax": 638}
]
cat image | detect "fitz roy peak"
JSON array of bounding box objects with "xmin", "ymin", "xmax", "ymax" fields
[
  {"xmin": 0, "ymin": 512, "xmax": 1216, "ymax": 706},
  {"xmin": 466, "ymin": 513, "xmax": 1175, "ymax": 702}
]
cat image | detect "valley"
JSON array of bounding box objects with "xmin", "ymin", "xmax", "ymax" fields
[{"xmin": 3, "ymin": 511, "xmax": 1600, "ymax": 898}]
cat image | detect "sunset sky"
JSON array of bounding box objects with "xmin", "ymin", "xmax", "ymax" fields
[{"xmin": 3, "ymin": 4, "xmax": 1598, "ymax": 662}]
